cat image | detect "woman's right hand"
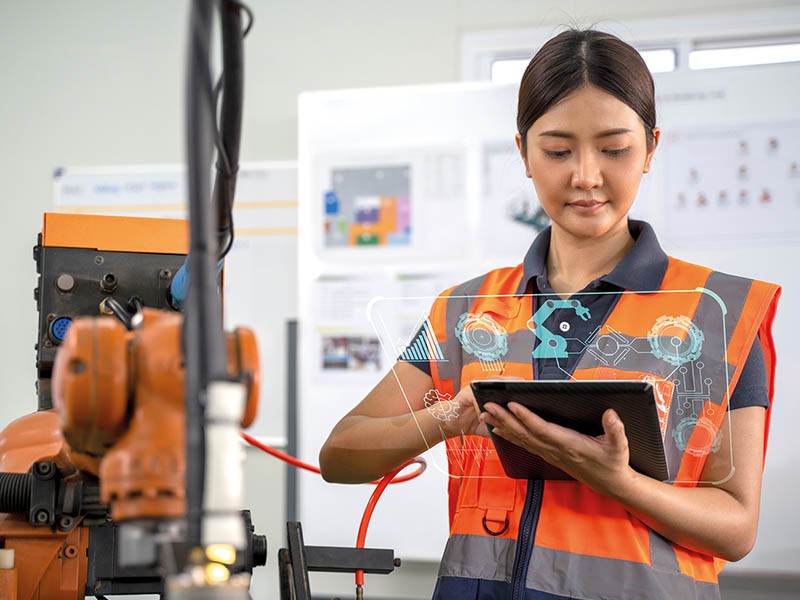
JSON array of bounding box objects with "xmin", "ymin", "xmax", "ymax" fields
[
  {"xmin": 433, "ymin": 376, "xmax": 526, "ymax": 440},
  {"xmin": 433, "ymin": 384, "xmax": 490, "ymax": 439}
]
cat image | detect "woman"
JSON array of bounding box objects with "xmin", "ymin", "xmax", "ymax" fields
[{"xmin": 319, "ymin": 29, "xmax": 780, "ymax": 599}]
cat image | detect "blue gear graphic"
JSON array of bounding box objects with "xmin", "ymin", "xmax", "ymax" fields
[
  {"xmin": 672, "ymin": 415, "xmax": 722, "ymax": 457},
  {"xmin": 648, "ymin": 315, "xmax": 704, "ymax": 366},
  {"xmin": 455, "ymin": 312, "xmax": 508, "ymax": 362}
]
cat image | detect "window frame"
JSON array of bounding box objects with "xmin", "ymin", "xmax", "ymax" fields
[{"xmin": 460, "ymin": 7, "xmax": 800, "ymax": 81}]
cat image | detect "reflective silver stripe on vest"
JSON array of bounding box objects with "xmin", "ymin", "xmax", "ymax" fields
[
  {"xmin": 703, "ymin": 271, "xmax": 752, "ymax": 349},
  {"xmin": 528, "ymin": 545, "xmax": 720, "ymax": 600},
  {"xmin": 438, "ymin": 275, "xmax": 487, "ymax": 390},
  {"xmin": 437, "ymin": 534, "xmax": 516, "ymax": 583},
  {"xmin": 438, "ymin": 534, "xmax": 721, "ymax": 600},
  {"xmin": 649, "ymin": 528, "xmax": 680, "ymax": 574}
]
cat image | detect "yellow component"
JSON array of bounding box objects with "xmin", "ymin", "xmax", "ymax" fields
[
  {"xmin": 99, "ymin": 298, "xmax": 115, "ymax": 315},
  {"xmin": 205, "ymin": 544, "xmax": 237, "ymax": 565},
  {"xmin": 204, "ymin": 562, "xmax": 231, "ymax": 585}
]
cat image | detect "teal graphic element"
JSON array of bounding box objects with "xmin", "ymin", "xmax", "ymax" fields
[
  {"xmin": 648, "ymin": 315, "xmax": 704, "ymax": 366},
  {"xmin": 530, "ymin": 299, "xmax": 591, "ymax": 359},
  {"xmin": 672, "ymin": 415, "xmax": 722, "ymax": 457},
  {"xmin": 400, "ymin": 319, "xmax": 446, "ymax": 362},
  {"xmin": 455, "ymin": 312, "xmax": 509, "ymax": 362}
]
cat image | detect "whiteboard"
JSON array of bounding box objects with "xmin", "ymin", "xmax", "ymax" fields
[
  {"xmin": 297, "ymin": 62, "xmax": 800, "ymax": 574},
  {"xmin": 53, "ymin": 161, "xmax": 297, "ymax": 445}
]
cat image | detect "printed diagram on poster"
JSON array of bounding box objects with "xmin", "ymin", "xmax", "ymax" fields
[
  {"xmin": 311, "ymin": 274, "xmax": 386, "ymax": 380},
  {"xmin": 662, "ymin": 120, "xmax": 800, "ymax": 241},
  {"xmin": 321, "ymin": 335, "xmax": 381, "ymax": 372},
  {"xmin": 313, "ymin": 272, "xmax": 460, "ymax": 380},
  {"xmin": 323, "ymin": 164, "xmax": 411, "ymax": 247},
  {"xmin": 480, "ymin": 142, "xmax": 549, "ymax": 262}
]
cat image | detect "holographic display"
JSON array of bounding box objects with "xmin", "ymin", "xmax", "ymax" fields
[
  {"xmin": 529, "ymin": 299, "xmax": 591, "ymax": 359},
  {"xmin": 368, "ymin": 289, "xmax": 736, "ymax": 484},
  {"xmin": 455, "ymin": 312, "xmax": 508, "ymax": 372}
]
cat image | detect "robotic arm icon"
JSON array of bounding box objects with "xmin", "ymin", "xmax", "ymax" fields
[{"xmin": 529, "ymin": 299, "xmax": 591, "ymax": 360}]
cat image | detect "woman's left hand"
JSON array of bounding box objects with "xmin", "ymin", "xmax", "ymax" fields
[{"xmin": 481, "ymin": 402, "xmax": 635, "ymax": 496}]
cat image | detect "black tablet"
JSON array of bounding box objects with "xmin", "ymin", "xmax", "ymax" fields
[{"xmin": 471, "ymin": 380, "xmax": 669, "ymax": 481}]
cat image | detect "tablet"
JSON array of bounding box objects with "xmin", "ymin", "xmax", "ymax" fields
[{"xmin": 471, "ymin": 380, "xmax": 669, "ymax": 481}]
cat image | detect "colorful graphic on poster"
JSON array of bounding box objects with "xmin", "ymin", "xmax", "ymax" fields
[
  {"xmin": 323, "ymin": 165, "xmax": 411, "ymax": 247},
  {"xmin": 321, "ymin": 335, "xmax": 381, "ymax": 371}
]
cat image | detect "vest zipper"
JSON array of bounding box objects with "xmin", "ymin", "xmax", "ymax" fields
[{"xmin": 510, "ymin": 479, "xmax": 543, "ymax": 600}]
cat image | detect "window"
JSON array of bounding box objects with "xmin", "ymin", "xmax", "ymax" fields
[
  {"xmin": 462, "ymin": 8, "xmax": 800, "ymax": 82},
  {"xmin": 489, "ymin": 48, "xmax": 677, "ymax": 83},
  {"xmin": 689, "ymin": 41, "xmax": 800, "ymax": 70}
]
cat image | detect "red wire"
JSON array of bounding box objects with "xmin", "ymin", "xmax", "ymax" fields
[
  {"xmin": 241, "ymin": 431, "xmax": 321, "ymax": 473},
  {"xmin": 240, "ymin": 431, "xmax": 427, "ymax": 590},
  {"xmin": 354, "ymin": 458, "xmax": 422, "ymax": 586},
  {"xmin": 239, "ymin": 431, "xmax": 426, "ymax": 484}
]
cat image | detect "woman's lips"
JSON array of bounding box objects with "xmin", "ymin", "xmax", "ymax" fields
[{"xmin": 567, "ymin": 199, "xmax": 606, "ymax": 214}]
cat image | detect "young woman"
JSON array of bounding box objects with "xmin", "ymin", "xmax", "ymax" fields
[{"xmin": 319, "ymin": 29, "xmax": 780, "ymax": 600}]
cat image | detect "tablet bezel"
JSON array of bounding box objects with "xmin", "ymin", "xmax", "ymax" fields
[{"xmin": 471, "ymin": 379, "xmax": 670, "ymax": 481}]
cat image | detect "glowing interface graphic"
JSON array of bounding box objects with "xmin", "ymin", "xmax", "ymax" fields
[
  {"xmin": 423, "ymin": 389, "xmax": 458, "ymax": 421},
  {"xmin": 399, "ymin": 319, "xmax": 446, "ymax": 363},
  {"xmin": 368, "ymin": 290, "xmax": 734, "ymax": 484},
  {"xmin": 455, "ymin": 312, "xmax": 508, "ymax": 373},
  {"xmin": 648, "ymin": 315, "xmax": 705, "ymax": 366},
  {"xmin": 529, "ymin": 299, "xmax": 591, "ymax": 359}
]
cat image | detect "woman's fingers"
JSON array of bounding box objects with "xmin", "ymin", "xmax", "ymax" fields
[{"xmin": 602, "ymin": 408, "xmax": 628, "ymax": 453}]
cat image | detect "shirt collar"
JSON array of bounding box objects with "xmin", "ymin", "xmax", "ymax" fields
[{"xmin": 520, "ymin": 219, "xmax": 668, "ymax": 294}]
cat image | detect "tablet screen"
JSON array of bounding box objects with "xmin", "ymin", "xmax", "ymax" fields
[{"xmin": 471, "ymin": 380, "xmax": 669, "ymax": 481}]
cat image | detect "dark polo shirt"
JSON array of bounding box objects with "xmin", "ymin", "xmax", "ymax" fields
[{"xmin": 405, "ymin": 219, "xmax": 767, "ymax": 409}]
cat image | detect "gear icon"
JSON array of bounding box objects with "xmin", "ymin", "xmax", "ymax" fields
[
  {"xmin": 672, "ymin": 415, "xmax": 722, "ymax": 457},
  {"xmin": 648, "ymin": 315, "xmax": 704, "ymax": 366},
  {"xmin": 423, "ymin": 389, "xmax": 458, "ymax": 421},
  {"xmin": 455, "ymin": 312, "xmax": 509, "ymax": 362}
]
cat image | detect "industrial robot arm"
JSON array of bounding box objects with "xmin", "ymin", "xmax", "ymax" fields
[{"xmin": 0, "ymin": 2, "xmax": 267, "ymax": 598}]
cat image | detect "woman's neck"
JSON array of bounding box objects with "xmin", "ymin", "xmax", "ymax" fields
[{"xmin": 546, "ymin": 221, "xmax": 634, "ymax": 298}]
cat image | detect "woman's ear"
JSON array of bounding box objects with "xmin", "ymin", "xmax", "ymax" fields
[
  {"xmin": 515, "ymin": 133, "xmax": 532, "ymax": 179},
  {"xmin": 643, "ymin": 127, "xmax": 661, "ymax": 173}
]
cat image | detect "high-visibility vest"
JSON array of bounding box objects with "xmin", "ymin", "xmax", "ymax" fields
[{"xmin": 427, "ymin": 256, "xmax": 780, "ymax": 600}]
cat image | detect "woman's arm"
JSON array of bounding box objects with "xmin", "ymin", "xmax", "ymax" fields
[
  {"xmin": 319, "ymin": 362, "xmax": 488, "ymax": 483},
  {"xmin": 481, "ymin": 403, "xmax": 765, "ymax": 561}
]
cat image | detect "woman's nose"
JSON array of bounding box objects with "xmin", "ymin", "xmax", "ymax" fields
[{"xmin": 571, "ymin": 152, "xmax": 602, "ymax": 190}]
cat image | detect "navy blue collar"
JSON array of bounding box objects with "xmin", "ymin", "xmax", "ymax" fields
[{"xmin": 520, "ymin": 219, "xmax": 669, "ymax": 294}]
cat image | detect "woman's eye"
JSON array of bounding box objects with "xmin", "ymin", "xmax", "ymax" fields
[
  {"xmin": 543, "ymin": 149, "xmax": 570, "ymax": 159},
  {"xmin": 603, "ymin": 147, "xmax": 631, "ymax": 158}
]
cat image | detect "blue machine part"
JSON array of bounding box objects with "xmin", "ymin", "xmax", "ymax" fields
[
  {"xmin": 455, "ymin": 312, "xmax": 509, "ymax": 363},
  {"xmin": 169, "ymin": 259, "xmax": 224, "ymax": 310},
  {"xmin": 49, "ymin": 316, "xmax": 73, "ymax": 344},
  {"xmin": 648, "ymin": 315, "xmax": 704, "ymax": 366}
]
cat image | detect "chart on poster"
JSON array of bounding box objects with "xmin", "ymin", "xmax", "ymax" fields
[{"xmin": 661, "ymin": 120, "xmax": 800, "ymax": 241}]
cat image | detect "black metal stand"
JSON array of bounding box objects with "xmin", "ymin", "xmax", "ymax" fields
[{"xmin": 278, "ymin": 522, "xmax": 399, "ymax": 600}]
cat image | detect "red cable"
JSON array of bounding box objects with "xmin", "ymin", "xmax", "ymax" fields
[
  {"xmin": 240, "ymin": 431, "xmax": 427, "ymax": 591},
  {"xmin": 241, "ymin": 431, "xmax": 321, "ymax": 473},
  {"xmin": 354, "ymin": 458, "xmax": 422, "ymax": 587},
  {"xmin": 240, "ymin": 431, "xmax": 426, "ymax": 484}
]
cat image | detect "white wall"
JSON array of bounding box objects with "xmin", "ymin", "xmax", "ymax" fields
[{"xmin": 0, "ymin": 1, "xmax": 796, "ymax": 598}]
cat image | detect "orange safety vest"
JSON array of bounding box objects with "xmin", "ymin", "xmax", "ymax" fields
[{"xmin": 427, "ymin": 257, "xmax": 780, "ymax": 600}]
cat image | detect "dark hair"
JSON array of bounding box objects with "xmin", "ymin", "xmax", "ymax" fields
[{"xmin": 517, "ymin": 29, "xmax": 656, "ymax": 151}]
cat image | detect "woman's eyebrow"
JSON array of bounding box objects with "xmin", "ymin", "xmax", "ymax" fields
[{"xmin": 538, "ymin": 128, "xmax": 633, "ymax": 139}]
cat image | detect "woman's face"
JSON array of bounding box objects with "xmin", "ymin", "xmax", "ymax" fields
[{"xmin": 516, "ymin": 84, "xmax": 659, "ymax": 241}]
